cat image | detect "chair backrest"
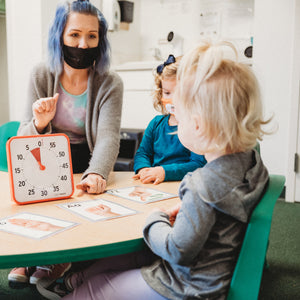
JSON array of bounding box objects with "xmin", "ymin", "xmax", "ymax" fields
[
  {"xmin": 114, "ymin": 128, "xmax": 144, "ymax": 171},
  {"xmin": 227, "ymin": 174, "xmax": 285, "ymax": 300},
  {"xmin": 0, "ymin": 121, "xmax": 20, "ymax": 172},
  {"xmin": 254, "ymin": 142, "xmax": 260, "ymax": 154}
]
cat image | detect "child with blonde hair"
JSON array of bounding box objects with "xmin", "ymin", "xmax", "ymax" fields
[
  {"xmin": 39, "ymin": 41, "xmax": 270, "ymax": 300},
  {"xmin": 133, "ymin": 54, "xmax": 206, "ymax": 184}
]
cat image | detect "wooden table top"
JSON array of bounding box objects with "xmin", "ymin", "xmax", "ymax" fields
[{"xmin": 0, "ymin": 171, "xmax": 180, "ymax": 268}]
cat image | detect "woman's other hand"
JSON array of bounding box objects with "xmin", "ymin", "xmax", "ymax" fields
[
  {"xmin": 76, "ymin": 173, "xmax": 107, "ymax": 194},
  {"xmin": 33, "ymin": 93, "xmax": 59, "ymax": 133}
]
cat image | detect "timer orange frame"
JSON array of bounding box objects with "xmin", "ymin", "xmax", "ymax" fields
[{"xmin": 6, "ymin": 133, "xmax": 74, "ymax": 205}]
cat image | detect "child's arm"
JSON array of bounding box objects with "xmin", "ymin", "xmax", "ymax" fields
[
  {"xmin": 143, "ymin": 177, "xmax": 216, "ymax": 265},
  {"xmin": 162, "ymin": 152, "xmax": 206, "ymax": 181},
  {"xmin": 135, "ymin": 146, "xmax": 206, "ymax": 184}
]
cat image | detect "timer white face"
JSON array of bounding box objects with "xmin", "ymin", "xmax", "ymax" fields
[{"xmin": 6, "ymin": 134, "xmax": 74, "ymax": 204}]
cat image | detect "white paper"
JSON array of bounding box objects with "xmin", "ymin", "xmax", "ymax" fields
[
  {"xmin": 0, "ymin": 212, "xmax": 77, "ymax": 240},
  {"xmin": 106, "ymin": 186, "xmax": 177, "ymax": 204},
  {"xmin": 58, "ymin": 199, "xmax": 138, "ymax": 221}
]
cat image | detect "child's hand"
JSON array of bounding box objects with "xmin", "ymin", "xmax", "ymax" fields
[
  {"xmin": 133, "ymin": 167, "xmax": 165, "ymax": 184},
  {"xmin": 161, "ymin": 203, "xmax": 181, "ymax": 226},
  {"xmin": 132, "ymin": 169, "xmax": 146, "ymax": 180},
  {"xmin": 132, "ymin": 167, "xmax": 150, "ymax": 180},
  {"xmin": 76, "ymin": 174, "xmax": 106, "ymax": 194},
  {"xmin": 32, "ymin": 93, "xmax": 59, "ymax": 133}
]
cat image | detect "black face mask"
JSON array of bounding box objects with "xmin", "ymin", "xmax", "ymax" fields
[{"xmin": 63, "ymin": 45, "xmax": 100, "ymax": 69}]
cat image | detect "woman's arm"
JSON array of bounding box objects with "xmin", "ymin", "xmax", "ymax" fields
[
  {"xmin": 18, "ymin": 64, "xmax": 56, "ymax": 136},
  {"xmin": 83, "ymin": 71, "xmax": 123, "ymax": 180}
]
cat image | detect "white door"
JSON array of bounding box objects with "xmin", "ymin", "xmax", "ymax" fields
[
  {"xmin": 294, "ymin": 83, "xmax": 300, "ymax": 202},
  {"xmin": 294, "ymin": 107, "xmax": 300, "ymax": 202},
  {"xmin": 287, "ymin": 1, "xmax": 300, "ymax": 203}
]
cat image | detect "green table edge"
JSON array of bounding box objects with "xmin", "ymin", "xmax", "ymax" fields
[{"xmin": 0, "ymin": 238, "xmax": 146, "ymax": 268}]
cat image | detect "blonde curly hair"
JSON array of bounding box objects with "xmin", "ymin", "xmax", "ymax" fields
[
  {"xmin": 153, "ymin": 56, "xmax": 181, "ymax": 114},
  {"xmin": 175, "ymin": 41, "xmax": 271, "ymax": 154}
]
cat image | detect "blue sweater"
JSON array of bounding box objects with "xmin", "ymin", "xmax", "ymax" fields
[{"xmin": 134, "ymin": 115, "xmax": 206, "ymax": 181}]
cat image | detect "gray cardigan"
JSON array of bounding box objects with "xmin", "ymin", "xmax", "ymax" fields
[
  {"xmin": 142, "ymin": 150, "xmax": 269, "ymax": 300},
  {"xmin": 18, "ymin": 63, "xmax": 123, "ymax": 180}
]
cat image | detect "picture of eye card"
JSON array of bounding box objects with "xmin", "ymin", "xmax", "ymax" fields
[
  {"xmin": 0, "ymin": 212, "xmax": 78, "ymax": 240},
  {"xmin": 106, "ymin": 186, "xmax": 177, "ymax": 204},
  {"xmin": 58, "ymin": 199, "xmax": 138, "ymax": 221}
]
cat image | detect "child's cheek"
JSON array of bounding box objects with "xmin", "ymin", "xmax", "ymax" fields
[{"xmin": 177, "ymin": 125, "xmax": 185, "ymax": 146}]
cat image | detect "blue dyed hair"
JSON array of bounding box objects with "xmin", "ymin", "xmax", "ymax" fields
[{"xmin": 48, "ymin": 0, "xmax": 110, "ymax": 74}]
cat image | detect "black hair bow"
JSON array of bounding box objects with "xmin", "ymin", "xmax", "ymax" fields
[{"xmin": 156, "ymin": 54, "xmax": 176, "ymax": 74}]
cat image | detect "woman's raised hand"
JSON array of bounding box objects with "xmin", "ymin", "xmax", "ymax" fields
[{"xmin": 33, "ymin": 93, "xmax": 59, "ymax": 133}]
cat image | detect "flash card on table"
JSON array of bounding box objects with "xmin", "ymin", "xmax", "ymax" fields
[
  {"xmin": 106, "ymin": 186, "xmax": 177, "ymax": 204},
  {"xmin": 58, "ymin": 199, "xmax": 138, "ymax": 221},
  {"xmin": 0, "ymin": 212, "xmax": 78, "ymax": 240}
]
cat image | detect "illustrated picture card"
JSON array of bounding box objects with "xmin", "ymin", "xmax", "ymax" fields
[
  {"xmin": 106, "ymin": 186, "xmax": 177, "ymax": 204},
  {"xmin": 58, "ymin": 199, "xmax": 138, "ymax": 221},
  {"xmin": 0, "ymin": 212, "xmax": 78, "ymax": 240}
]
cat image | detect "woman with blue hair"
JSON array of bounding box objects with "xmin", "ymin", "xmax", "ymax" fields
[
  {"xmin": 9, "ymin": 0, "xmax": 123, "ymax": 286},
  {"xmin": 18, "ymin": 0, "xmax": 123, "ymax": 193}
]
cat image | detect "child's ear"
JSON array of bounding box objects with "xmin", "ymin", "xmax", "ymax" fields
[{"xmin": 192, "ymin": 115, "xmax": 202, "ymax": 136}]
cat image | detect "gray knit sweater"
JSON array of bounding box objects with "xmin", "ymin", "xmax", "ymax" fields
[
  {"xmin": 18, "ymin": 63, "xmax": 123, "ymax": 180},
  {"xmin": 142, "ymin": 150, "xmax": 269, "ymax": 300}
]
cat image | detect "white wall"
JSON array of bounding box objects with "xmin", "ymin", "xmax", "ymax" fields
[
  {"xmin": 5, "ymin": 0, "xmax": 64, "ymax": 122},
  {"xmin": 6, "ymin": 0, "xmax": 44, "ymax": 122},
  {"xmin": 252, "ymin": 0, "xmax": 296, "ymax": 198},
  {"xmin": 109, "ymin": 0, "xmax": 254, "ymax": 64},
  {"xmin": 109, "ymin": 0, "xmax": 141, "ymax": 66},
  {"xmin": 0, "ymin": 15, "xmax": 9, "ymax": 124},
  {"xmin": 137, "ymin": 0, "xmax": 253, "ymax": 62},
  {"xmin": 41, "ymin": 1, "xmax": 61, "ymax": 57}
]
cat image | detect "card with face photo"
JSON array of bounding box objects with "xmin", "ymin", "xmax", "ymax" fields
[
  {"xmin": 106, "ymin": 186, "xmax": 177, "ymax": 204},
  {"xmin": 58, "ymin": 199, "xmax": 138, "ymax": 221},
  {"xmin": 0, "ymin": 212, "xmax": 78, "ymax": 240}
]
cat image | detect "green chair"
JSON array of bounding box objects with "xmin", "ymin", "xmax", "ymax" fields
[
  {"xmin": 227, "ymin": 174, "xmax": 286, "ymax": 300},
  {"xmin": 0, "ymin": 121, "xmax": 20, "ymax": 172},
  {"xmin": 254, "ymin": 142, "xmax": 260, "ymax": 154}
]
